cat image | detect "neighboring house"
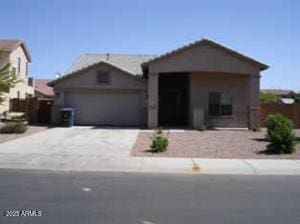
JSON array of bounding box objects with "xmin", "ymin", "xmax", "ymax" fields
[
  {"xmin": 261, "ymin": 89, "xmax": 296, "ymax": 104},
  {"xmin": 0, "ymin": 39, "xmax": 34, "ymax": 116},
  {"xmin": 261, "ymin": 89, "xmax": 295, "ymax": 99},
  {"xmin": 35, "ymin": 79, "xmax": 54, "ymax": 99},
  {"xmin": 49, "ymin": 39, "xmax": 268, "ymax": 129}
]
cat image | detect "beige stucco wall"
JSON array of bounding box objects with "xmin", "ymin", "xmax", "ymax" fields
[
  {"xmin": 148, "ymin": 44, "xmax": 260, "ymax": 75},
  {"xmin": 190, "ymin": 72, "xmax": 250, "ymax": 127},
  {"xmin": 55, "ymin": 65, "xmax": 146, "ymax": 91},
  {"xmin": 147, "ymin": 43, "xmax": 262, "ymax": 128},
  {"xmin": 9, "ymin": 46, "xmax": 34, "ymax": 98},
  {"xmin": 0, "ymin": 52, "xmax": 10, "ymax": 115},
  {"xmin": 0, "ymin": 46, "xmax": 33, "ymax": 115},
  {"xmin": 52, "ymin": 63, "xmax": 147, "ymax": 125}
]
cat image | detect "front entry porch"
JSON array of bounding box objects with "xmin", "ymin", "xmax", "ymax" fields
[
  {"xmin": 147, "ymin": 71, "xmax": 260, "ymax": 130},
  {"xmin": 145, "ymin": 39, "xmax": 264, "ymax": 130},
  {"xmin": 158, "ymin": 73, "xmax": 189, "ymax": 127}
]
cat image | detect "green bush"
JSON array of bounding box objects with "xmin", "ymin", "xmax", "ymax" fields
[
  {"xmin": 0, "ymin": 122, "xmax": 27, "ymax": 134},
  {"xmin": 150, "ymin": 128, "xmax": 169, "ymax": 153},
  {"xmin": 196, "ymin": 124, "xmax": 206, "ymax": 132},
  {"xmin": 265, "ymin": 114, "xmax": 296, "ymax": 154}
]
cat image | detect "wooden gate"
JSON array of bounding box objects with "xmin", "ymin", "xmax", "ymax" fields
[
  {"xmin": 10, "ymin": 98, "xmax": 53, "ymax": 124},
  {"xmin": 38, "ymin": 100, "xmax": 53, "ymax": 123}
]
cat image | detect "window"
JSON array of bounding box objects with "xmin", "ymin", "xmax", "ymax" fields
[
  {"xmin": 26, "ymin": 62, "xmax": 29, "ymax": 76},
  {"xmin": 17, "ymin": 57, "xmax": 21, "ymax": 74},
  {"xmin": 17, "ymin": 91, "xmax": 20, "ymax": 99},
  {"xmin": 209, "ymin": 92, "xmax": 232, "ymax": 116},
  {"xmin": 208, "ymin": 92, "xmax": 220, "ymax": 116},
  {"xmin": 97, "ymin": 71, "xmax": 110, "ymax": 84},
  {"xmin": 28, "ymin": 77, "xmax": 34, "ymax": 86}
]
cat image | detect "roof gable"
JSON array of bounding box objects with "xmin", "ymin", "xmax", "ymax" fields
[
  {"xmin": 142, "ymin": 39, "xmax": 268, "ymax": 71},
  {"xmin": 50, "ymin": 54, "xmax": 156, "ymax": 86},
  {"xmin": 0, "ymin": 39, "xmax": 31, "ymax": 62},
  {"xmin": 48, "ymin": 60, "xmax": 147, "ymax": 86},
  {"xmin": 50, "ymin": 61, "xmax": 147, "ymax": 90},
  {"xmin": 67, "ymin": 54, "xmax": 156, "ymax": 76},
  {"xmin": 35, "ymin": 79, "xmax": 54, "ymax": 96}
]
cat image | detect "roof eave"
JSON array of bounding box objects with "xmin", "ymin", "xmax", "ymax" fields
[
  {"xmin": 142, "ymin": 38, "xmax": 269, "ymax": 71},
  {"xmin": 48, "ymin": 60, "xmax": 139, "ymax": 87},
  {"xmin": 20, "ymin": 42, "xmax": 32, "ymax": 62}
]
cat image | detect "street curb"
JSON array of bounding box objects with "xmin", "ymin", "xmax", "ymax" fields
[{"xmin": 0, "ymin": 154, "xmax": 300, "ymax": 175}]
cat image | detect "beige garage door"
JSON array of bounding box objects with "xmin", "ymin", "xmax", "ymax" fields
[{"xmin": 65, "ymin": 91, "xmax": 146, "ymax": 126}]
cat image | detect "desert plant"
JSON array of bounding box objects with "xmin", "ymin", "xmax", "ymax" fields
[
  {"xmin": 265, "ymin": 114, "xmax": 296, "ymax": 154},
  {"xmin": 196, "ymin": 124, "xmax": 206, "ymax": 131},
  {"xmin": 0, "ymin": 122, "xmax": 27, "ymax": 134},
  {"xmin": 150, "ymin": 128, "xmax": 169, "ymax": 153}
]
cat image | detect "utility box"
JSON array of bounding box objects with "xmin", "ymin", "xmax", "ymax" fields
[{"xmin": 60, "ymin": 108, "xmax": 75, "ymax": 127}]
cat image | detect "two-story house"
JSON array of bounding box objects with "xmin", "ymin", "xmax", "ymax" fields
[{"xmin": 0, "ymin": 39, "xmax": 34, "ymax": 116}]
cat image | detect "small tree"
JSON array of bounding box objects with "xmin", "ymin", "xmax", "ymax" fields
[
  {"xmin": 260, "ymin": 92, "xmax": 279, "ymax": 103},
  {"xmin": 265, "ymin": 114, "xmax": 296, "ymax": 154},
  {"xmin": 0, "ymin": 51, "xmax": 20, "ymax": 104}
]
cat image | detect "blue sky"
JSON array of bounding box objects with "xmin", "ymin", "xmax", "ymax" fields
[{"xmin": 1, "ymin": 0, "xmax": 299, "ymax": 90}]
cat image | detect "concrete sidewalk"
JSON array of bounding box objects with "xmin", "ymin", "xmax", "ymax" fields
[{"xmin": 0, "ymin": 153, "xmax": 300, "ymax": 175}]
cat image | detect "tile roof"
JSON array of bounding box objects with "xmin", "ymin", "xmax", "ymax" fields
[
  {"xmin": 35, "ymin": 79, "xmax": 54, "ymax": 97},
  {"xmin": 0, "ymin": 39, "xmax": 32, "ymax": 62},
  {"xmin": 50, "ymin": 38, "xmax": 269, "ymax": 87},
  {"xmin": 66, "ymin": 54, "xmax": 157, "ymax": 76}
]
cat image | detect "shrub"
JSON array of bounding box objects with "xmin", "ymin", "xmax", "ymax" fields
[
  {"xmin": 196, "ymin": 124, "xmax": 206, "ymax": 132},
  {"xmin": 265, "ymin": 114, "xmax": 296, "ymax": 154},
  {"xmin": 0, "ymin": 122, "xmax": 27, "ymax": 134},
  {"xmin": 150, "ymin": 128, "xmax": 169, "ymax": 153}
]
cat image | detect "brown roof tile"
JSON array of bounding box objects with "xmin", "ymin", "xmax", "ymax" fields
[{"xmin": 35, "ymin": 79, "xmax": 54, "ymax": 97}]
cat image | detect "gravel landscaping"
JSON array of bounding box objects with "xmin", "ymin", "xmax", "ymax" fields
[
  {"xmin": 131, "ymin": 129, "xmax": 300, "ymax": 159},
  {"xmin": 0, "ymin": 125, "xmax": 50, "ymax": 144}
]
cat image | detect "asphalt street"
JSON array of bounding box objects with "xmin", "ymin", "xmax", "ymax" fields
[{"xmin": 0, "ymin": 169, "xmax": 299, "ymax": 224}]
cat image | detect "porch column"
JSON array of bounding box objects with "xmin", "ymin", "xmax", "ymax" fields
[
  {"xmin": 248, "ymin": 75, "xmax": 260, "ymax": 129},
  {"xmin": 148, "ymin": 72, "xmax": 159, "ymax": 128}
]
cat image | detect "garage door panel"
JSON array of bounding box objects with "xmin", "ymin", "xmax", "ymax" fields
[{"xmin": 65, "ymin": 92, "xmax": 146, "ymax": 126}]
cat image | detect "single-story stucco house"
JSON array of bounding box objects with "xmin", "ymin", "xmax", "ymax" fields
[{"xmin": 49, "ymin": 39, "xmax": 268, "ymax": 129}]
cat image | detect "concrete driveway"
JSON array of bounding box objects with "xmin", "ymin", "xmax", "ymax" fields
[{"xmin": 0, "ymin": 127, "xmax": 140, "ymax": 171}]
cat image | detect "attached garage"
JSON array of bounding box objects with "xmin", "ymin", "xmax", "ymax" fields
[
  {"xmin": 49, "ymin": 55, "xmax": 151, "ymax": 127},
  {"xmin": 65, "ymin": 91, "xmax": 146, "ymax": 126}
]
